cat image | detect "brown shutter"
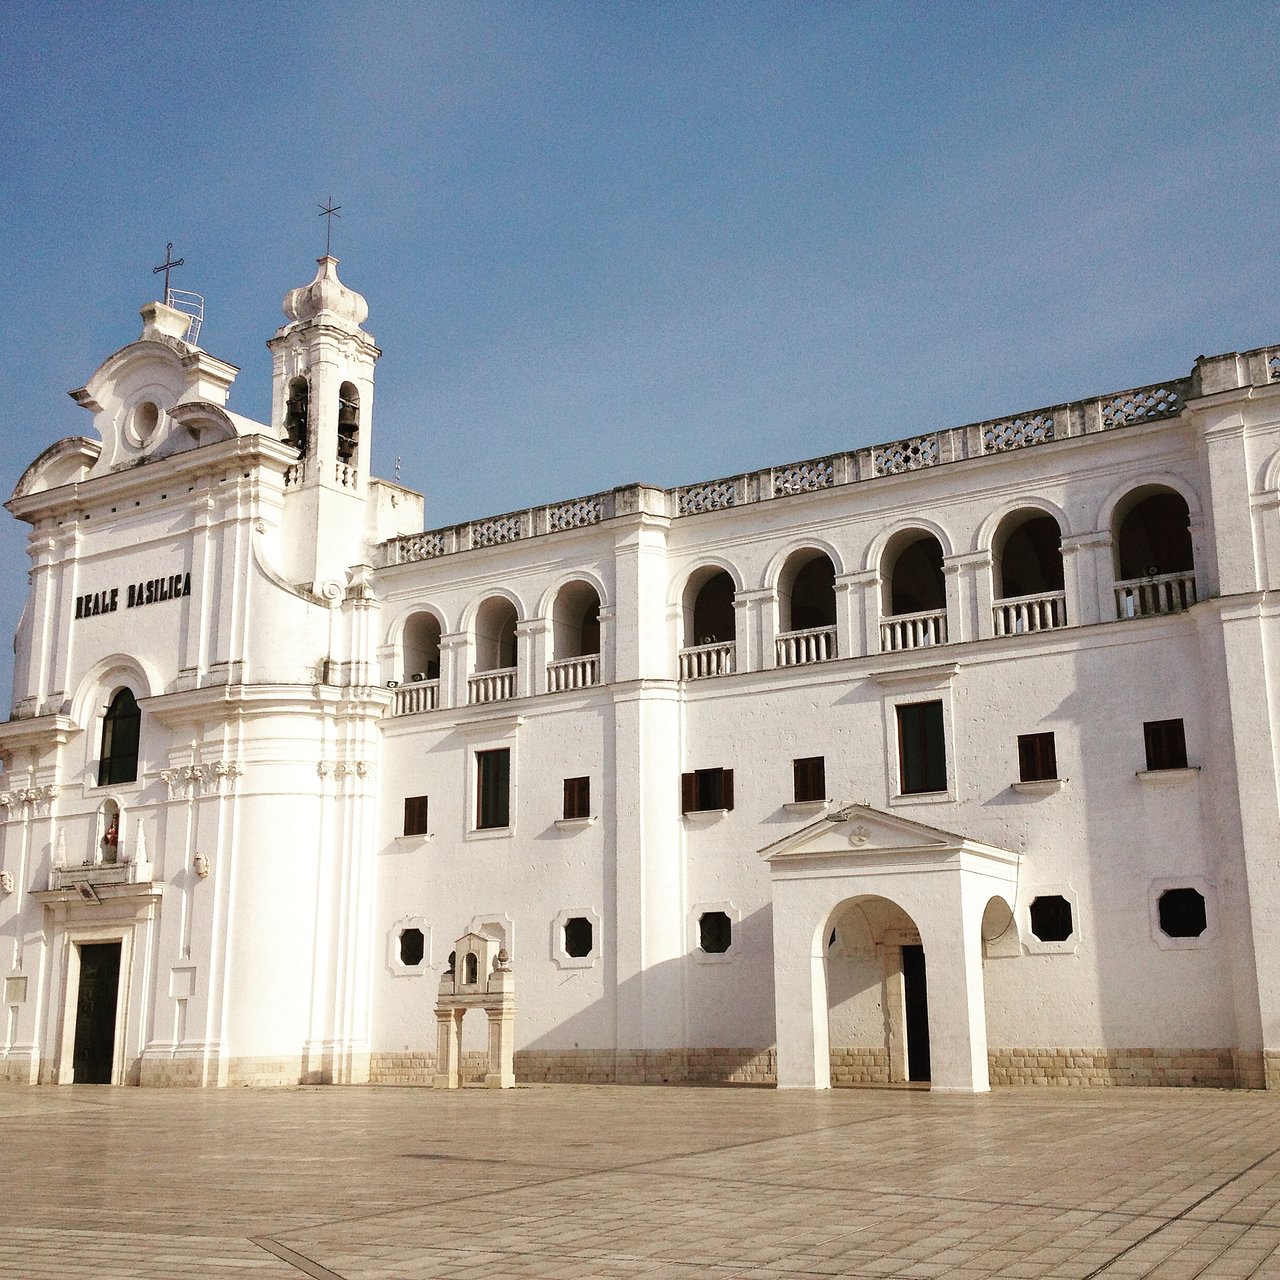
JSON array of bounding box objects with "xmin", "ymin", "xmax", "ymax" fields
[
  {"xmin": 721, "ymin": 768, "xmax": 734, "ymax": 811},
  {"xmin": 681, "ymin": 772, "xmax": 696, "ymax": 814}
]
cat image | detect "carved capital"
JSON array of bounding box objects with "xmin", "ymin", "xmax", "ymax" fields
[
  {"xmin": 355, "ymin": 760, "xmax": 371, "ymax": 778},
  {"xmin": 0, "ymin": 792, "xmax": 15, "ymax": 810},
  {"xmin": 317, "ymin": 761, "xmax": 332, "ymax": 778},
  {"xmin": 0, "ymin": 870, "xmax": 13, "ymax": 894}
]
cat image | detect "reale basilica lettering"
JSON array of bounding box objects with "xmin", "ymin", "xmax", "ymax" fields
[{"xmin": 74, "ymin": 572, "xmax": 192, "ymax": 620}]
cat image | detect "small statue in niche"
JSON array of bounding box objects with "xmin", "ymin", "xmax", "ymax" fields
[{"xmin": 102, "ymin": 815, "xmax": 119, "ymax": 864}]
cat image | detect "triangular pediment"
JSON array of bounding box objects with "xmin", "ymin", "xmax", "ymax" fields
[{"xmin": 760, "ymin": 802, "xmax": 1018, "ymax": 868}]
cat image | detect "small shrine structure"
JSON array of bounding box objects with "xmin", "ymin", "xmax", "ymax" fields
[{"xmin": 432, "ymin": 930, "xmax": 515, "ymax": 1089}]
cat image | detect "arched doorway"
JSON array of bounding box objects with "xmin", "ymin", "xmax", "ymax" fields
[
  {"xmin": 763, "ymin": 803, "xmax": 1019, "ymax": 1093},
  {"xmin": 826, "ymin": 895, "xmax": 930, "ymax": 1084}
]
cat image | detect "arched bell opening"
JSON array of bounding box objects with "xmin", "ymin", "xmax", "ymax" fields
[
  {"xmin": 284, "ymin": 376, "xmax": 310, "ymax": 454},
  {"xmin": 337, "ymin": 381, "xmax": 360, "ymax": 465},
  {"xmin": 824, "ymin": 895, "xmax": 930, "ymax": 1086}
]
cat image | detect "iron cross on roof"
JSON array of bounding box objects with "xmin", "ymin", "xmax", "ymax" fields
[
  {"xmin": 152, "ymin": 242, "xmax": 184, "ymax": 301},
  {"xmin": 318, "ymin": 197, "xmax": 341, "ymax": 255}
]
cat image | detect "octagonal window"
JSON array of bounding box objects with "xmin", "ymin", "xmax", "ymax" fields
[
  {"xmin": 563, "ymin": 916, "xmax": 593, "ymax": 958},
  {"xmin": 1029, "ymin": 895, "xmax": 1073, "ymax": 943},
  {"xmin": 1158, "ymin": 888, "xmax": 1207, "ymax": 938},
  {"xmin": 398, "ymin": 928, "xmax": 425, "ymax": 967},
  {"xmin": 699, "ymin": 911, "xmax": 732, "ymax": 954}
]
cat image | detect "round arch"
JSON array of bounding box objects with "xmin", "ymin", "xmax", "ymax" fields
[
  {"xmin": 666, "ymin": 556, "xmax": 745, "ymax": 610},
  {"xmin": 1095, "ymin": 473, "xmax": 1202, "ymax": 535},
  {"xmin": 535, "ymin": 568, "xmax": 611, "ymax": 619},
  {"xmin": 70, "ymin": 654, "xmax": 162, "ymax": 728},
  {"xmin": 862, "ymin": 518, "xmax": 955, "ymax": 575},
  {"xmin": 973, "ymin": 497, "xmax": 1071, "ymax": 556},
  {"xmin": 761, "ymin": 538, "xmax": 848, "ymax": 592},
  {"xmin": 457, "ymin": 586, "xmax": 526, "ymax": 636},
  {"xmin": 384, "ymin": 601, "xmax": 452, "ymax": 649}
]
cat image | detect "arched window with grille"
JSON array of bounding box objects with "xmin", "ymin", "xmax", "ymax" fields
[{"xmin": 98, "ymin": 688, "xmax": 141, "ymax": 786}]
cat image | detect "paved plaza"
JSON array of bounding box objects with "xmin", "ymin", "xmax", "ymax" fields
[{"xmin": 6, "ymin": 1084, "xmax": 1280, "ymax": 1278}]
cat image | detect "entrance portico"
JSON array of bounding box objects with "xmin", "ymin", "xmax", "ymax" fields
[{"xmin": 763, "ymin": 803, "xmax": 1020, "ymax": 1094}]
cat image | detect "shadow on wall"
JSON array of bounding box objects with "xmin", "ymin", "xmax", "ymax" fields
[{"xmin": 512, "ymin": 902, "xmax": 778, "ymax": 1084}]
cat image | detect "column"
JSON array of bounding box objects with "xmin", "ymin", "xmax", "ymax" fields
[
  {"xmin": 433, "ymin": 1007, "xmax": 461, "ymax": 1089},
  {"xmin": 438, "ymin": 633, "xmax": 468, "ymax": 710}
]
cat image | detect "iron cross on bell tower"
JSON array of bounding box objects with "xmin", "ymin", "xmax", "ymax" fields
[
  {"xmin": 152, "ymin": 242, "xmax": 184, "ymax": 302},
  {"xmin": 318, "ymin": 197, "xmax": 341, "ymax": 256}
]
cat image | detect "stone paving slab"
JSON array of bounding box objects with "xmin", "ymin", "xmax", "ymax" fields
[{"xmin": 7, "ymin": 1084, "xmax": 1280, "ymax": 1277}]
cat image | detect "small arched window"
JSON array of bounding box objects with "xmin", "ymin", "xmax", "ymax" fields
[
  {"xmin": 464, "ymin": 952, "xmax": 479, "ymax": 984},
  {"xmin": 98, "ymin": 688, "xmax": 141, "ymax": 786}
]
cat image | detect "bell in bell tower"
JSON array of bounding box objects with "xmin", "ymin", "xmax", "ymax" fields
[{"xmin": 267, "ymin": 255, "xmax": 381, "ymax": 587}]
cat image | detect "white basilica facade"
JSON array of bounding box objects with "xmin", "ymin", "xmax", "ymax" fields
[{"xmin": 2, "ymin": 256, "xmax": 1280, "ymax": 1093}]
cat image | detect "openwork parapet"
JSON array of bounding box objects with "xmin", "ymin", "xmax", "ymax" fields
[{"xmin": 377, "ymin": 358, "xmax": 1235, "ymax": 567}]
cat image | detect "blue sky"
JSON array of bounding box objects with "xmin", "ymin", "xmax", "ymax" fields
[{"xmin": 1, "ymin": 2, "xmax": 1278, "ymax": 690}]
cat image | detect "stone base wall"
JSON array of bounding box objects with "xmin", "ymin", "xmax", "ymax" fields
[
  {"xmin": 0, "ymin": 1054, "xmax": 37, "ymax": 1085},
  {"xmin": 224, "ymin": 1057, "xmax": 305, "ymax": 1087},
  {"xmin": 988, "ymin": 1047, "xmax": 1243, "ymax": 1088},
  {"xmin": 369, "ymin": 1047, "xmax": 778, "ymax": 1086},
  {"xmin": 7, "ymin": 1044, "xmax": 1262, "ymax": 1090},
  {"xmin": 830, "ymin": 1047, "xmax": 891, "ymax": 1085}
]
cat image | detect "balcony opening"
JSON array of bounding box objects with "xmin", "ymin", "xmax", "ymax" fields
[
  {"xmin": 993, "ymin": 513, "xmax": 1066, "ymax": 634},
  {"xmin": 996, "ymin": 514, "xmax": 1064, "ymax": 598},
  {"xmin": 880, "ymin": 532, "xmax": 946, "ymax": 651},
  {"xmin": 685, "ymin": 568, "xmax": 735, "ymax": 646},
  {"xmin": 885, "ymin": 533, "xmax": 944, "ymax": 616},
  {"xmin": 777, "ymin": 550, "xmax": 837, "ymax": 666},
  {"xmin": 474, "ymin": 597, "xmax": 517, "ymax": 673},
  {"xmin": 1114, "ymin": 488, "xmax": 1196, "ymax": 618},
  {"xmin": 680, "ymin": 567, "xmax": 737, "ymax": 679},
  {"xmin": 402, "ymin": 611, "xmax": 441, "ymax": 683},
  {"xmin": 780, "ymin": 550, "xmax": 836, "ymax": 631},
  {"xmin": 549, "ymin": 581, "xmax": 601, "ymax": 692},
  {"xmin": 1116, "ymin": 490, "xmax": 1193, "ymax": 580}
]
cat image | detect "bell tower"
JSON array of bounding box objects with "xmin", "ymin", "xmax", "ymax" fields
[{"xmin": 268, "ymin": 256, "xmax": 381, "ymax": 587}]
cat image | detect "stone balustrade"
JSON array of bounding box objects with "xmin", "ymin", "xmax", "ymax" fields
[
  {"xmin": 393, "ymin": 678, "xmax": 439, "ymax": 716},
  {"xmin": 776, "ymin": 626, "xmax": 837, "ymax": 667},
  {"xmin": 679, "ymin": 641, "xmax": 736, "ymax": 680},
  {"xmin": 547, "ymin": 655, "xmax": 599, "ymax": 692},
  {"xmin": 993, "ymin": 591, "xmax": 1067, "ymax": 636},
  {"xmin": 880, "ymin": 609, "xmax": 947, "ymax": 652},
  {"xmin": 1115, "ymin": 572, "xmax": 1197, "ymax": 619},
  {"xmin": 468, "ymin": 668, "xmax": 516, "ymax": 704}
]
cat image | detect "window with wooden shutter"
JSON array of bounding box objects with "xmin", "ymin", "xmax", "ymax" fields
[
  {"xmin": 1144, "ymin": 719, "xmax": 1187, "ymax": 771},
  {"xmin": 896, "ymin": 701, "xmax": 946, "ymax": 794},
  {"xmin": 793, "ymin": 756, "xmax": 826, "ymax": 802},
  {"xmin": 476, "ymin": 748, "xmax": 511, "ymax": 828},
  {"xmin": 403, "ymin": 795, "xmax": 429, "ymax": 836},
  {"xmin": 1017, "ymin": 733, "xmax": 1057, "ymax": 783},
  {"xmin": 681, "ymin": 767, "xmax": 734, "ymax": 813},
  {"xmin": 563, "ymin": 776, "xmax": 590, "ymax": 820}
]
